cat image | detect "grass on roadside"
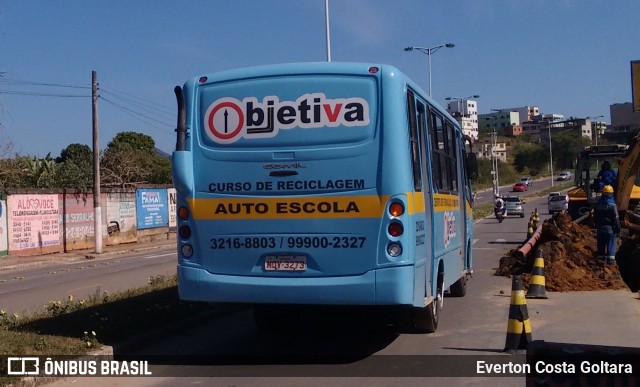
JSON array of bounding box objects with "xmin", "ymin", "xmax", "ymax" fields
[{"xmin": 0, "ymin": 274, "xmax": 236, "ymax": 385}]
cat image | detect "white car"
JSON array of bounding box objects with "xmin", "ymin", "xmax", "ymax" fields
[
  {"xmin": 520, "ymin": 177, "xmax": 533, "ymax": 186},
  {"xmin": 557, "ymin": 171, "xmax": 572, "ymax": 181}
]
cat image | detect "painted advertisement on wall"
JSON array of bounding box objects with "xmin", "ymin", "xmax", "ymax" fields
[
  {"xmin": 168, "ymin": 188, "xmax": 177, "ymax": 229},
  {"xmin": 0, "ymin": 200, "xmax": 7, "ymax": 256},
  {"xmin": 8, "ymin": 194, "xmax": 61, "ymax": 251},
  {"xmin": 105, "ymin": 191, "xmax": 136, "ymax": 235},
  {"xmin": 63, "ymin": 193, "xmax": 94, "ymax": 250},
  {"xmin": 136, "ymin": 189, "xmax": 169, "ymax": 229}
]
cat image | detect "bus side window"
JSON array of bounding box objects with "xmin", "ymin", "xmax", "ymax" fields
[
  {"xmin": 406, "ymin": 90, "xmax": 422, "ymax": 192},
  {"xmin": 429, "ymin": 112, "xmax": 448, "ymax": 192},
  {"xmin": 446, "ymin": 121, "xmax": 458, "ymax": 193},
  {"xmin": 417, "ymin": 100, "xmax": 430, "ymax": 193}
]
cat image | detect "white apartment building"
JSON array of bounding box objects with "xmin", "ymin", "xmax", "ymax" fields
[{"xmin": 446, "ymin": 99, "xmax": 479, "ymax": 141}]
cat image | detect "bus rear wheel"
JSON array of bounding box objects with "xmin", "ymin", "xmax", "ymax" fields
[
  {"xmin": 449, "ymin": 275, "xmax": 467, "ymax": 297},
  {"xmin": 413, "ymin": 272, "xmax": 444, "ymax": 333}
]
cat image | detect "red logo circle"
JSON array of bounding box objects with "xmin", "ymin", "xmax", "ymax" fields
[{"xmin": 206, "ymin": 101, "xmax": 244, "ymax": 141}]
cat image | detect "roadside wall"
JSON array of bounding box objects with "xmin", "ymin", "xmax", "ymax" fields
[
  {"xmin": 2, "ymin": 186, "xmax": 176, "ymax": 257},
  {"xmin": 0, "ymin": 200, "xmax": 7, "ymax": 257}
]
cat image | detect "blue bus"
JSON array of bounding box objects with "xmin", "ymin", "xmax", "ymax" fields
[{"xmin": 172, "ymin": 62, "xmax": 477, "ymax": 332}]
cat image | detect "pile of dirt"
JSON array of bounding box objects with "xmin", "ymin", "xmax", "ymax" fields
[{"xmin": 495, "ymin": 212, "xmax": 635, "ymax": 292}]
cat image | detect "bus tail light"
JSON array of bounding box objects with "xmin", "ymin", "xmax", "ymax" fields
[
  {"xmin": 178, "ymin": 206, "xmax": 190, "ymax": 220},
  {"xmin": 179, "ymin": 225, "xmax": 192, "ymax": 239},
  {"xmin": 389, "ymin": 202, "xmax": 404, "ymax": 217},
  {"xmin": 387, "ymin": 243, "xmax": 402, "ymax": 257},
  {"xmin": 388, "ymin": 222, "xmax": 404, "ymax": 237},
  {"xmin": 181, "ymin": 244, "xmax": 194, "ymax": 258}
]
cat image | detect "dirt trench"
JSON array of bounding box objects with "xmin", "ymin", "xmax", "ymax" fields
[{"xmin": 495, "ymin": 212, "xmax": 640, "ymax": 292}]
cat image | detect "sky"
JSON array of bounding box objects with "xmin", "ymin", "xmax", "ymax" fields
[{"xmin": 0, "ymin": 0, "xmax": 639, "ymax": 157}]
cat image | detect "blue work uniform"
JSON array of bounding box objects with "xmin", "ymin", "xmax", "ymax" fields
[
  {"xmin": 593, "ymin": 194, "xmax": 620, "ymax": 263},
  {"xmin": 596, "ymin": 169, "xmax": 617, "ymax": 191}
]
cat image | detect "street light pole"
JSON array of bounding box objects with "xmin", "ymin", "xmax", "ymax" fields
[
  {"xmin": 490, "ymin": 130, "xmax": 499, "ymax": 196},
  {"xmin": 548, "ymin": 120, "xmax": 554, "ymax": 187},
  {"xmin": 325, "ymin": 0, "xmax": 331, "ymax": 62},
  {"xmin": 404, "ymin": 43, "xmax": 455, "ymax": 97}
]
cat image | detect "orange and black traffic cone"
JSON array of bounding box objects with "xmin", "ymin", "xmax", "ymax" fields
[
  {"xmin": 526, "ymin": 250, "xmax": 548, "ymax": 299},
  {"xmin": 504, "ymin": 275, "xmax": 533, "ymax": 353},
  {"xmin": 532, "ymin": 208, "xmax": 539, "ymax": 228}
]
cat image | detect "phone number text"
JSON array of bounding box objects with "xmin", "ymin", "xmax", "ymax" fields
[{"xmin": 209, "ymin": 236, "xmax": 366, "ymax": 250}]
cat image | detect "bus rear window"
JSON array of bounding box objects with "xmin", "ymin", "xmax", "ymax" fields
[{"xmin": 197, "ymin": 76, "xmax": 377, "ymax": 148}]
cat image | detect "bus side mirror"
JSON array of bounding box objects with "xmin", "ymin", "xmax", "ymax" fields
[{"xmin": 466, "ymin": 153, "xmax": 478, "ymax": 180}]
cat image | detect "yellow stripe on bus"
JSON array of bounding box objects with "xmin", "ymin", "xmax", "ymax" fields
[
  {"xmin": 188, "ymin": 191, "xmax": 463, "ymax": 221},
  {"xmin": 433, "ymin": 193, "xmax": 460, "ymax": 212},
  {"xmin": 407, "ymin": 192, "xmax": 425, "ymax": 213},
  {"xmin": 408, "ymin": 192, "xmax": 461, "ymax": 213},
  {"xmin": 187, "ymin": 195, "xmax": 390, "ymax": 220}
]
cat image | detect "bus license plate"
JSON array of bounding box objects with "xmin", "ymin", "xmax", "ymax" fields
[{"xmin": 264, "ymin": 256, "xmax": 307, "ymax": 271}]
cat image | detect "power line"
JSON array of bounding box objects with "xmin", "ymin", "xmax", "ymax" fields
[
  {"xmin": 0, "ymin": 77, "xmax": 89, "ymax": 89},
  {"xmin": 100, "ymin": 88, "xmax": 173, "ymax": 120},
  {"xmin": 0, "ymin": 75, "xmax": 174, "ymax": 136},
  {"xmin": 99, "ymin": 96, "xmax": 173, "ymax": 134},
  {"xmin": 0, "ymin": 89, "xmax": 89, "ymax": 98}
]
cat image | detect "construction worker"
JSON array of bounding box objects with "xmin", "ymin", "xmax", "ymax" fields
[
  {"xmin": 595, "ymin": 160, "xmax": 617, "ymax": 192},
  {"xmin": 593, "ymin": 185, "xmax": 621, "ymax": 264}
]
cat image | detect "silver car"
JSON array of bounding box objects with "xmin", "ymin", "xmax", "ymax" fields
[
  {"xmin": 503, "ymin": 196, "xmax": 525, "ymax": 218},
  {"xmin": 548, "ymin": 194, "xmax": 569, "ymax": 214},
  {"xmin": 556, "ymin": 171, "xmax": 572, "ymax": 181}
]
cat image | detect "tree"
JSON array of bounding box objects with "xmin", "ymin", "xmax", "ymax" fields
[
  {"xmin": 512, "ymin": 142, "xmax": 548, "ymax": 175},
  {"xmin": 55, "ymin": 143, "xmax": 93, "ymax": 189},
  {"xmin": 101, "ymin": 131, "xmax": 172, "ymax": 187},
  {"xmin": 550, "ymin": 131, "xmax": 582, "ymax": 170},
  {"xmin": 21, "ymin": 153, "xmax": 57, "ymax": 188},
  {"xmin": 0, "ymin": 131, "xmax": 22, "ymax": 195},
  {"xmin": 148, "ymin": 156, "xmax": 172, "ymax": 184}
]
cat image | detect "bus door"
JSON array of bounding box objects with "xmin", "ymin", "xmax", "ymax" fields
[
  {"xmin": 407, "ymin": 90, "xmax": 433, "ymax": 297},
  {"xmin": 416, "ymin": 101, "xmax": 432, "ymax": 262}
]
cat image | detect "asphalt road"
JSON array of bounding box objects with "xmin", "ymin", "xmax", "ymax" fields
[
  {"xmin": 0, "ymin": 248, "xmax": 177, "ymax": 316},
  {"xmin": 17, "ymin": 179, "xmax": 640, "ymax": 386},
  {"xmin": 474, "ymin": 175, "xmax": 571, "ymax": 208},
  {"xmin": 46, "ymin": 178, "xmax": 640, "ymax": 386}
]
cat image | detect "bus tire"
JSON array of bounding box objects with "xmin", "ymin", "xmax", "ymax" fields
[
  {"xmin": 449, "ymin": 275, "xmax": 467, "ymax": 297},
  {"xmin": 414, "ymin": 271, "xmax": 444, "ymax": 333}
]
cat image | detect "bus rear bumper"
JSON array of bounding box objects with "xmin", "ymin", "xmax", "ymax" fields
[{"xmin": 177, "ymin": 265, "xmax": 416, "ymax": 306}]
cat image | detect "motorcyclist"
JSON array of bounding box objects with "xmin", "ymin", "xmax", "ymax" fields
[{"xmin": 494, "ymin": 195, "xmax": 506, "ymax": 218}]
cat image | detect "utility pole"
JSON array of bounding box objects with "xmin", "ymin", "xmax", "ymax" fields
[
  {"xmin": 92, "ymin": 71, "xmax": 102, "ymax": 253},
  {"xmin": 491, "ymin": 130, "xmax": 499, "ymax": 196}
]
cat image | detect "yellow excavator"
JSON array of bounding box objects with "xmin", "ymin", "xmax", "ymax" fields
[{"xmin": 567, "ymin": 131, "xmax": 640, "ymax": 231}]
